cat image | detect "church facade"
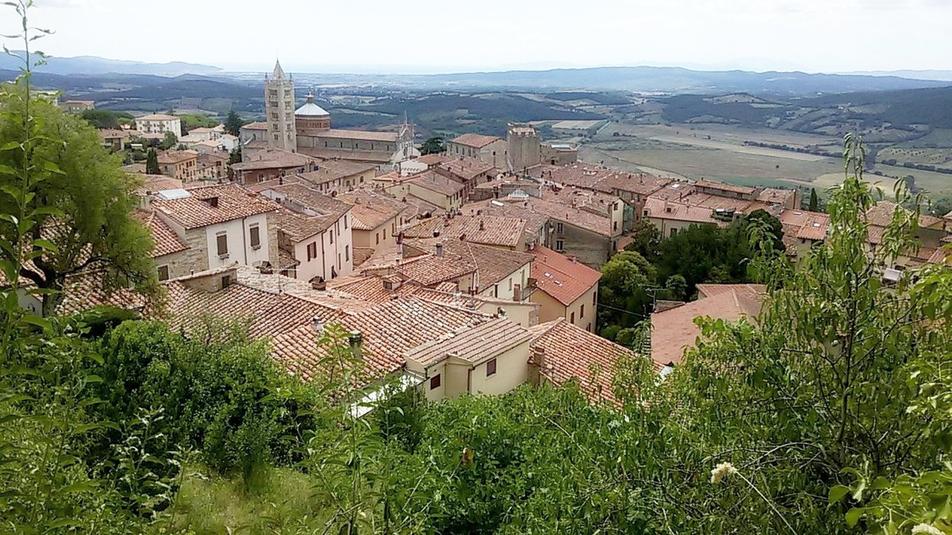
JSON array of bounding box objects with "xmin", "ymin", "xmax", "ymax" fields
[{"xmin": 244, "ymin": 61, "xmax": 418, "ymax": 168}]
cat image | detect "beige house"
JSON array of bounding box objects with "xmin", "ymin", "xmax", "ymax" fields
[
  {"xmin": 61, "ymin": 100, "xmax": 95, "ymax": 113},
  {"xmin": 149, "ymin": 184, "xmax": 280, "ymax": 276},
  {"xmin": 402, "ymin": 171, "xmax": 465, "ymax": 212},
  {"xmin": 338, "ymin": 189, "xmax": 408, "ymax": 263},
  {"xmin": 530, "ymin": 246, "xmax": 601, "ymax": 332},
  {"xmin": 135, "ymin": 113, "xmax": 182, "ymax": 138},
  {"xmin": 231, "ymin": 148, "xmax": 319, "ymax": 184},
  {"xmin": 157, "ymin": 150, "xmax": 199, "ymax": 182},
  {"xmin": 295, "ymin": 160, "xmax": 377, "ymax": 194},
  {"xmin": 446, "ymin": 133, "xmax": 508, "ymax": 169}
]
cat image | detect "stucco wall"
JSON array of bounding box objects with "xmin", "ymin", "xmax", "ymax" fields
[{"xmin": 468, "ymin": 341, "xmax": 530, "ymax": 396}]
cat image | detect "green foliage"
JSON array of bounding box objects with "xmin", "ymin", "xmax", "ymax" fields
[
  {"xmin": 809, "ymin": 187, "xmax": 820, "ymax": 211},
  {"xmin": 419, "ymin": 136, "xmax": 445, "ymax": 155},
  {"xmin": 664, "ymin": 274, "xmax": 688, "ymax": 301},
  {"xmin": 177, "ymin": 113, "xmax": 218, "ymax": 134},
  {"xmin": 624, "ymin": 219, "xmax": 662, "ymax": 262},
  {"xmin": 227, "ymin": 146, "xmax": 241, "ymax": 165},
  {"xmin": 158, "ymin": 131, "xmax": 178, "ymax": 150},
  {"xmin": 145, "ymin": 147, "xmax": 159, "ymax": 174},
  {"xmin": 598, "ymin": 250, "xmax": 656, "ymax": 328},
  {"xmin": 80, "ymin": 109, "xmax": 133, "ymax": 130},
  {"xmin": 224, "ymin": 110, "xmax": 245, "ymax": 137},
  {"xmin": 0, "ymin": 81, "xmax": 156, "ymax": 316}
]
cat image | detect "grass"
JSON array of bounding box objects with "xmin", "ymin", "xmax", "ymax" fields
[{"xmin": 161, "ymin": 464, "xmax": 325, "ymax": 534}]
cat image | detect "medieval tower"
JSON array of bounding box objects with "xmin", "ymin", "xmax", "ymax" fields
[
  {"xmin": 265, "ymin": 60, "xmax": 296, "ymax": 152},
  {"xmin": 507, "ymin": 123, "xmax": 541, "ymax": 174}
]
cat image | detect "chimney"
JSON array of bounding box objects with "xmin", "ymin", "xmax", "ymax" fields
[
  {"xmin": 311, "ymin": 278, "xmax": 327, "ymax": 290},
  {"xmin": 479, "ymin": 219, "xmax": 485, "ymax": 231},
  {"xmin": 528, "ymin": 346, "xmax": 546, "ymax": 386},
  {"xmin": 435, "ymin": 243, "xmax": 444, "ymax": 257},
  {"xmin": 311, "ymin": 316, "xmax": 324, "ymax": 335},
  {"xmin": 348, "ymin": 330, "xmax": 363, "ymax": 357}
]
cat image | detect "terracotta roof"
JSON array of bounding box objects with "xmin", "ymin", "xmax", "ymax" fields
[
  {"xmin": 532, "ymin": 246, "xmax": 601, "ymax": 306},
  {"xmin": 435, "ymin": 157, "xmax": 496, "ymax": 181},
  {"xmin": 135, "ymin": 174, "xmax": 183, "ymax": 195},
  {"xmin": 529, "ymin": 164, "xmax": 669, "ymax": 198},
  {"xmin": 296, "ymin": 160, "xmax": 376, "ymax": 186},
  {"xmin": 241, "ymin": 121, "xmax": 268, "ymax": 130},
  {"xmin": 157, "ymin": 149, "xmax": 197, "ymax": 165},
  {"xmin": 757, "ymin": 188, "xmax": 797, "ymax": 205},
  {"xmin": 529, "ymin": 319, "xmax": 659, "ymax": 407},
  {"xmin": 337, "ymin": 189, "xmax": 406, "ymax": 231},
  {"xmin": 643, "ymin": 197, "xmax": 719, "ymax": 225},
  {"xmin": 461, "ymin": 200, "xmax": 550, "ymax": 243},
  {"xmin": 415, "ymin": 153, "xmax": 452, "ymax": 166},
  {"xmin": 315, "ymin": 128, "xmax": 398, "ymax": 142},
  {"xmin": 56, "ymin": 269, "xmax": 149, "ymax": 316},
  {"xmin": 231, "ymin": 148, "xmax": 317, "ymax": 172},
  {"xmin": 297, "ymin": 147, "xmax": 394, "ymax": 164},
  {"xmin": 694, "ymin": 179, "xmax": 756, "ymax": 195},
  {"xmin": 262, "ymin": 183, "xmax": 352, "ymax": 241},
  {"xmin": 695, "ymin": 283, "xmax": 766, "ymax": 300},
  {"xmin": 779, "ymin": 209, "xmax": 830, "ymax": 244},
  {"xmin": 408, "ymin": 171, "xmax": 465, "ymax": 197},
  {"xmin": 152, "ymin": 184, "xmax": 278, "ymax": 229},
  {"xmin": 866, "ymin": 201, "xmax": 946, "ymax": 230},
  {"xmin": 137, "ymin": 113, "xmax": 178, "ymax": 121},
  {"xmin": 399, "ymin": 239, "xmax": 534, "ymax": 291},
  {"xmin": 271, "ymin": 297, "xmax": 489, "ymax": 382},
  {"xmin": 405, "ymin": 317, "xmax": 531, "ymax": 366},
  {"xmin": 402, "ymin": 214, "xmax": 526, "ymax": 248},
  {"xmin": 450, "ymin": 133, "xmax": 501, "ymax": 149},
  {"xmin": 134, "ymin": 209, "xmax": 189, "ymax": 257},
  {"xmin": 650, "ymin": 285, "xmax": 764, "ymax": 367}
]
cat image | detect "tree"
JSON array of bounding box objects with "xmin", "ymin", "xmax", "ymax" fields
[
  {"xmin": 625, "ymin": 219, "xmax": 662, "ymax": 262},
  {"xmin": 808, "ymin": 187, "xmax": 819, "ymax": 211},
  {"xmin": 80, "ymin": 109, "xmax": 132, "ymax": 130},
  {"xmin": 597, "ymin": 250, "xmax": 656, "ymax": 330},
  {"xmin": 145, "ymin": 148, "xmax": 159, "ymax": 174},
  {"xmin": 664, "ymin": 274, "xmax": 687, "ymax": 301},
  {"xmin": 0, "ymin": 83, "xmax": 155, "ymax": 316},
  {"xmin": 420, "ymin": 136, "xmax": 445, "ymax": 155},
  {"xmin": 224, "ymin": 110, "xmax": 245, "ymax": 136},
  {"xmin": 158, "ymin": 131, "xmax": 178, "ymax": 150},
  {"xmin": 228, "ymin": 147, "xmax": 242, "ymax": 165}
]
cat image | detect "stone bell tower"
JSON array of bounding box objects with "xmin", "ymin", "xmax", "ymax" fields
[{"xmin": 264, "ymin": 59, "xmax": 296, "ymax": 152}]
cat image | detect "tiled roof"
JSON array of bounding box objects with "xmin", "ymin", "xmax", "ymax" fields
[
  {"xmin": 757, "ymin": 188, "xmax": 797, "ymax": 205},
  {"xmin": 643, "ymin": 197, "xmax": 719, "ymax": 225},
  {"xmin": 780, "ymin": 209, "xmax": 830, "ymax": 244},
  {"xmin": 399, "ymin": 239, "xmax": 534, "ymax": 291},
  {"xmin": 135, "ymin": 174, "xmax": 183, "ymax": 195},
  {"xmin": 529, "ymin": 318, "xmax": 658, "ymax": 407},
  {"xmin": 56, "ymin": 269, "xmax": 149, "ymax": 316},
  {"xmin": 415, "ymin": 154, "xmax": 452, "ymax": 166},
  {"xmin": 865, "ymin": 201, "xmax": 946, "ymax": 230},
  {"xmin": 532, "ymin": 246, "xmax": 601, "ymax": 306},
  {"xmin": 337, "ymin": 189, "xmax": 406, "ymax": 231},
  {"xmin": 134, "ymin": 209, "xmax": 189, "ymax": 257},
  {"xmin": 137, "ymin": 113, "xmax": 178, "ymax": 121},
  {"xmin": 408, "ymin": 171, "xmax": 465, "ymax": 197},
  {"xmin": 695, "ymin": 283, "xmax": 766, "ymax": 300},
  {"xmin": 405, "ymin": 317, "xmax": 531, "ymax": 366},
  {"xmin": 297, "ymin": 160, "xmax": 376, "ymax": 186},
  {"xmin": 263, "ymin": 183, "xmax": 352, "ymax": 241},
  {"xmin": 297, "ymin": 147, "xmax": 394, "ymax": 164},
  {"xmin": 695, "ymin": 179, "xmax": 756, "ymax": 195},
  {"xmin": 461, "ymin": 200, "xmax": 550, "ymax": 243},
  {"xmin": 152, "ymin": 184, "xmax": 278, "ymax": 229},
  {"xmin": 241, "ymin": 121, "xmax": 268, "ymax": 130},
  {"xmin": 271, "ymin": 298, "xmax": 489, "ymax": 382},
  {"xmin": 450, "ymin": 133, "xmax": 501, "ymax": 148},
  {"xmin": 315, "ymin": 129, "xmax": 399, "ymax": 142},
  {"xmin": 436, "ymin": 157, "xmax": 496, "ymax": 181},
  {"xmin": 650, "ymin": 285, "xmax": 764, "ymax": 367},
  {"xmin": 401, "ymin": 214, "xmax": 526, "ymax": 248},
  {"xmin": 157, "ymin": 149, "xmax": 197, "ymax": 164},
  {"xmin": 231, "ymin": 149, "xmax": 317, "ymax": 171}
]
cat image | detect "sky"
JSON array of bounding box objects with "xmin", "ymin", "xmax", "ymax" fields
[{"xmin": 8, "ymin": 0, "xmax": 952, "ymax": 74}]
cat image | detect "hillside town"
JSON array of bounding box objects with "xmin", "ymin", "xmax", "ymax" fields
[
  {"xmin": 24, "ymin": 59, "xmax": 949, "ymax": 408},
  {"xmin": 2, "ymin": 0, "xmax": 952, "ymax": 530}
]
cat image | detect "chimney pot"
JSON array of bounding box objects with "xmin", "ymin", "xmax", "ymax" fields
[{"xmin": 435, "ymin": 243, "xmax": 444, "ymax": 257}]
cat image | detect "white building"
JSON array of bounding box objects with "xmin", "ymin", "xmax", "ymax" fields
[{"xmin": 135, "ymin": 113, "xmax": 182, "ymax": 138}]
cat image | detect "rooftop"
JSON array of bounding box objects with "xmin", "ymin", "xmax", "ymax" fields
[
  {"xmin": 337, "ymin": 189, "xmax": 407, "ymax": 231},
  {"xmin": 157, "ymin": 149, "xmax": 197, "ymax": 165},
  {"xmin": 314, "ymin": 128, "xmax": 398, "ymax": 143},
  {"xmin": 231, "ymin": 148, "xmax": 317, "ymax": 172},
  {"xmin": 137, "ymin": 113, "xmax": 178, "ymax": 121},
  {"xmin": 134, "ymin": 209, "xmax": 189, "ymax": 257},
  {"xmin": 532, "ymin": 246, "xmax": 602, "ymax": 306},
  {"xmin": 262, "ymin": 183, "xmax": 352, "ymax": 241},
  {"xmin": 297, "ymin": 160, "xmax": 377, "ymax": 186},
  {"xmin": 152, "ymin": 184, "xmax": 279, "ymax": 230},
  {"xmin": 402, "ymin": 214, "xmax": 526, "ymax": 249},
  {"xmin": 450, "ymin": 133, "xmax": 502, "ymax": 149},
  {"xmin": 405, "ymin": 317, "xmax": 531, "ymax": 367}
]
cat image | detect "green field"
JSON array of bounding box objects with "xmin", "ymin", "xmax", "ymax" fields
[{"xmin": 581, "ymin": 122, "xmax": 952, "ymax": 196}]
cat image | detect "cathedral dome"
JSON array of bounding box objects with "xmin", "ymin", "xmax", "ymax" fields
[{"xmin": 295, "ymin": 93, "xmax": 330, "ymax": 117}]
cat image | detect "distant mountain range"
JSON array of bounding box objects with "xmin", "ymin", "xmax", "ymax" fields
[
  {"xmin": 0, "ymin": 52, "xmax": 221, "ymax": 77},
  {"xmin": 345, "ymin": 66, "xmax": 950, "ymax": 95},
  {"xmin": 2, "ymin": 52, "xmax": 948, "ymax": 96}
]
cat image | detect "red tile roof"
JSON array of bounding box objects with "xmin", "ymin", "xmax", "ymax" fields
[
  {"xmin": 650, "ymin": 285, "xmax": 764, "ymax": 367},
  {"xmin": 134, "ymin": 209, "xmax": 189, "ymax": 257},
  {"xmin": 402, "ymin": 214, "xmax": 526, "ymax": 249},
  {"xmin": 529, "ymin": 319, "xmax": 660, "ymax": 407},
  {"xmin": 406, "ymin": 317, "xmax": 531, "ymax": 366},
  {"xmin": 152, "ymin": 184, "xmax": 278, "ymax": 230},
  {"xmin": 532, "ymin": 246, "xmax": 601, "ymax": 306},
  {"xmin": 450, "ymin": 133, "xmax": 501, "ymax": 149}
]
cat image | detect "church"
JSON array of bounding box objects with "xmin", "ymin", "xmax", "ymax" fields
[{"xmin": 240, "ymin": 60, "xmax": 419, "ymax": 168}]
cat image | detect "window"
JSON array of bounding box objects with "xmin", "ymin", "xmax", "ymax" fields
[
  {"xmin": 556, "ymin": 222, "xmax": 564, "ymax": 234},
  {"xmin": 249, "ymin": 224, "xmax": 260, "ymax": 249},
  {"xmin": 157, "ymin": 265, "xmax": 170, "ymax": 281},
  {"xmin": 494, "ymin": 285, "xmax": 498, "ymax": 298},
  {"xmin": 593, "ymin": 291, "xmax": 597, "ymax": 305},
  {"xmin": 338, "ymin": 253, "xmax": 341, "ymax": 268},
  {"xmin": 508, "ymin": 278, "xmax": 513, "ymax": 290},
  {"xmin": 580, "ymin": 304, "xmax": 585, "ymax": 318},
  {"xmin": 345, "ymin": 245, "xmax": 350, "ymax": 262},
  {"xmin": 486, "ymin": 358, "xmax": 497, "ymax": 376},
  {"xmin": 216, "ymin": 232, "xmax": 228, "ymax": 257},
  {"xmin": 570, "ymin": 312, "xmax": 575, "ymax": 323},
  {"xmin": 430, "ymin": 374, "xmax": 441, "ymax": 389},
  {"xmin": 383, "ymin": 228, "xmax": 387, "ymax": 240},
  {"xmin": 613, "ymin": 221, "xmax": 618, "ymax": 232},
  {"xmin": 555, "ymin": 239, "xmax": 564, "ymax": 252},
  {"xmin": 670, "ymin": 228, "xmax": 678, "ymax": 237},
  {"xmin": 330, "ymin": 230, "xmax": 334, "ymax": 244},
  {"xmin": 307, "ymin": 242, "xmax": 317, "ymax": 261},
  {"xmin": 343, "ymin": 215, "xmax": 348, "ymax": 229},
  {"xmin": 375, "ymin": 233, "xmax": 380, "ymax": 245}
]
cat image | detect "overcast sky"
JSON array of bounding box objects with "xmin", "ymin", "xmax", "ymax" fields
[{"xmin": 9, "ymin": 0, "xmax": 952, "ymax": 74}]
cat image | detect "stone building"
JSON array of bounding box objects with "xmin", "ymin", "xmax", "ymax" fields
[
  {"xmin": 507, "ymin": 123, "xmax": 541, "ymax": 174},
  {"xmin": 264, "ymin": 60, "xmax": 297, "ymax": 152}
]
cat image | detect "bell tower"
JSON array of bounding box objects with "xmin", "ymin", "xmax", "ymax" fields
[{"xmin": 264, "ymin": 59, "xmax": 296, "ymax": 152}]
